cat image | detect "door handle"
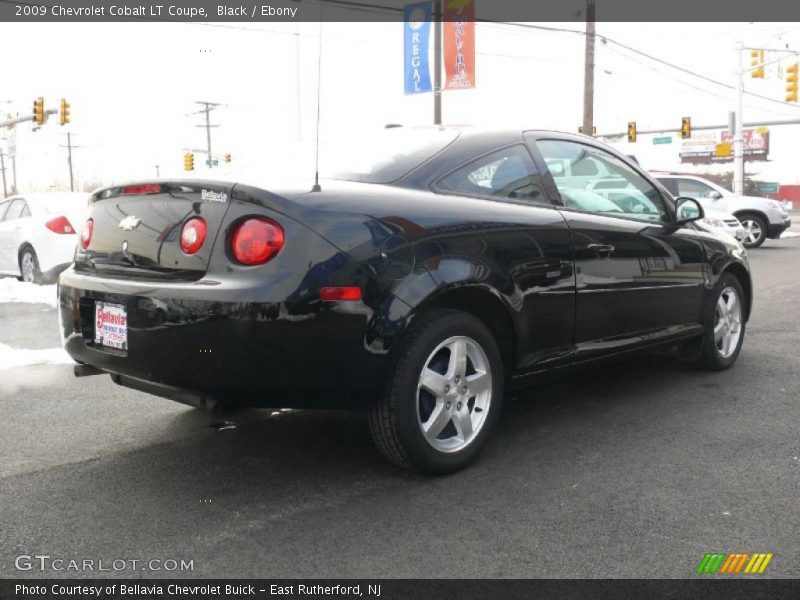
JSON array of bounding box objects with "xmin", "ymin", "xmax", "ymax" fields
[{"xmin": 586, "ymin": 243, "xmax": 615, "ymax": 257}]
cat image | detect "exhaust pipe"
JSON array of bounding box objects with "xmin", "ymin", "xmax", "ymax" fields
[{"xmin": 74, "ymin": 363, "xmax": 105, "ymax": 377}]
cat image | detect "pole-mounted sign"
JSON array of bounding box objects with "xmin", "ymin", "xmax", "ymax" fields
[{"xmin": 404, "ymin": 2, "xmax": 433, "ymax": 95}]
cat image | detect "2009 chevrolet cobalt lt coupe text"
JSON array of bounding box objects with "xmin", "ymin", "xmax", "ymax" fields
[{"xmin": 58, "ymin": 128, "xmax": 751, "ymax": 473}]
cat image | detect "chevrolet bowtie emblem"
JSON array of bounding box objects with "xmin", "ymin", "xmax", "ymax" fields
[{"xmin": 118, "ymin": 216, "xmax": 142, "ymax": 231}]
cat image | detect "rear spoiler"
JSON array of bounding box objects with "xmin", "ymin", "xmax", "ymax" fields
[{"xmin": 90, "ymin": 180, "xmax": 235, "ymax": 202}]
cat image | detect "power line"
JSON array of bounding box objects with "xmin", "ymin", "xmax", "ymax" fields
[
  {"xmin": 603, "ymin": 43, "xmax": 800, "ymax": 119},
  {"xmin": 492, "ymin": 21, "xmax": 800, "ymax": 112}
]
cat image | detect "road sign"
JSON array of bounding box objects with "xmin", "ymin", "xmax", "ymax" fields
[
  {"xmin": 755, "ymin": 181, "xmax": 779, "ymax": 193},
  {"xmin": 653, "ymin": 136, "xmax": 672, "ymax": 145},
  {"xmin": 205, "ymin": 159, "xmax": 219, "ymax": 167}
]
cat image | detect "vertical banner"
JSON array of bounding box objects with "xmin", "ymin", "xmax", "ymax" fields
[
  {"xmin": 404, "ymin": 2, "xmax": 433, "ymax": 95},
  {"xmin": 444, "ymin": 0, "xmax": 476, "ymax": 90}
]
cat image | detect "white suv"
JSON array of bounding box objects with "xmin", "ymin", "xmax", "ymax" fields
[{"xmin": 655, "ymin": 174, "xmax": 791, "ymax": 248}]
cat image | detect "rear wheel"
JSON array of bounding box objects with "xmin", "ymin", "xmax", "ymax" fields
[
  {"xmin": 738, "ymin": 213, "xmax": 767, "ymax": 248},
  {"xmin": 18, "ymin": 247, "xmax": 42, "ymax": 284},
  {"xmin": 368, "ymin": 309, "xmax": 504, "ymax": 474},
  {"xmin": 694, "ymin": 273, "xmax": 746, "ymax": 370}
]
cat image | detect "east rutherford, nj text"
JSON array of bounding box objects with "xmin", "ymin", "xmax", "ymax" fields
[{"xmin": 271, "ymin": 585, "xmax": 380, "ymax": 596}]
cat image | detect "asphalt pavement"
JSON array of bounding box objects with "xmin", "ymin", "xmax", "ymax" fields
[{"xmin": 1, "ymin": 226, "xmax": 799, "ymax": 579}]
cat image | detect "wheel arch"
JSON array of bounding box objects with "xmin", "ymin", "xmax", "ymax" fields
[
  {"xmin": 733, "ymin": 209, "xmax": 769, "ymax": 225},
  {"xmin": 406, "ymin": 284, "xmax": 518, "ymax": 376},
  {"xmin": 720, "ymin": 261, "xmax": 752, "ymax": 321}
]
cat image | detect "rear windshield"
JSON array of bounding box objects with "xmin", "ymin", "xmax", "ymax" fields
[{"xmin": 325, "ymin": 127, "xmax": 459, "ymax": 184}]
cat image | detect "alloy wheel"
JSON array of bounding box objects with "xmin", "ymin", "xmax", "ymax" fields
[
  {"xmin": 740, "ymin": 219, "xmax": 763, "ymax": 246},
  {"xmin": 416, "ymin": 336, "xmax": 493, "ymax": 453},
  {"xmin": 714, "ymin": 286, "xmax": 742, "ymax": 358},
  {"xmin": 21, "ymin": 252, "xmax": 35, "ymax": 283}
]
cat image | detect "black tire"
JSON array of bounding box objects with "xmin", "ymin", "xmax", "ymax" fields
[
  {"xmin": 693, "ymin": 273, "xmax": 746, "ymax": 371},
  {"xmin": 18, "ymin": 246, "xmax": 42, "ymax": 284},
  {"xmin": 738, "ymin": 213, "xmax": 767, "ymax": 248},
  {"xmin": 368, "ymin": 309, "xmax": 504, "ymax": 474}
]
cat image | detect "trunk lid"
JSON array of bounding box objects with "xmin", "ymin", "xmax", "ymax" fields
[{"xmin": 75, "ymin": 181, "xmax": 233, "ymax": 281}]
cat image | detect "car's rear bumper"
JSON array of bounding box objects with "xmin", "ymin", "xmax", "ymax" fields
[
  {"xmin": 767, "ymin": 218, "xmax": 791, "ymax": 239},
  {"xmin": 58, "ymin": 268, "xmax": 388, "ymax": 408}
]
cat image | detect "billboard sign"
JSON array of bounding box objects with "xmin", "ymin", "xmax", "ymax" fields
[{"xmin": 680, "ymin": 128, "xmax": 769, "ymax": 164}]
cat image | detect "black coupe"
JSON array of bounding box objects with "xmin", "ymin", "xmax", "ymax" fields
[{"xmin": 58, "ymin": 127, "xmax": 751, "ymax": 473}]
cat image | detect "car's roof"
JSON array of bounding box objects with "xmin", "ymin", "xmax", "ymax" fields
[{"xmin": 5, "ymin": 192, "xmax": 89, "ymax": 202}]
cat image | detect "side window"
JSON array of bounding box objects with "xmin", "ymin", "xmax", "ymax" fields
[
  {"xmin": 676, "ymin": 179, "xmax": 715, "ymax": 198},
  {"xmin": 4, "ymin": 199, "xmax": 26, "ymax": 221},
  {"xmin": 0, "ymin": 201, "xmax": 9, "ymax": 221},
  {"xmin": 656, "ymin": 178, "xmax": 679, "ymax": 196},
  {"xmin": 20, "ymin": 203, "xmax": 31, "ymax": 218},
  {"xmin": 536, "ymin": 140, "xmax": 668, "ymax": 224},
  {"xmin": 436, "ymin": 145, "xmax": 546, "ymax": 203}
]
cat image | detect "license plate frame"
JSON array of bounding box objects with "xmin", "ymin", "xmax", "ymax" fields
[{"xmin": 94, "ymin": 301, "xmax": 128, "ymax": 352}]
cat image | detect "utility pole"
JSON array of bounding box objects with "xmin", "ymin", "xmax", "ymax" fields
[
  {"xmin": 734, "ymin": 41, "xmax": 745, "ymax": 196},
  {"xmin": 433, "ymin": 0, "xmax": 443, "ymax": 125},
  {"xmin": 582, "ymin": 0, "xmax": 596, "ymax": 136},
  {"xmin": 60, "ymin": 133, "xmax": 78, "ymax": 192},
  {"xmin": 194, "ymin": 101, "xmax": 220, "ymax": 167},
  {"xmin": 0, "ymin": 151, "xmax": 7, "ymax": 198},
  {"xmin": 11, "ymin": 151, "xmax": 17, "ymax": 195},
  {"xmin": 155, "ymin": 164, "xmax": 160, "ymax": 177},
  {"xmin": 295, "ymin": 22, "xmax": 303, "ymax": 142}
]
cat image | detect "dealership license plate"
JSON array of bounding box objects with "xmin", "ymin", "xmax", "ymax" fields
[{"xmin": 94, "ymin": 302, "xmax": 128, "ymax": 351}]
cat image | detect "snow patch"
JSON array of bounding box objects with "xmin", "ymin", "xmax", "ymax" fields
[
  {"xmin": 780, "ymin": 231, "xmax": 800, "ymax": 239},
  {"xmin": 0, "ymin": 278, "xmax": 58, "ymax": 307},
  {"xmin": 0, "ymin": 342, "xmax": 73, "ymax": 370}
]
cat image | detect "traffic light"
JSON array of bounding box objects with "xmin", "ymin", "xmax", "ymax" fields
[
  {"xmin": 681, "ymin": 116, "xmax": 692, "ymax": 139},
  {"xmin": 183, "ymin": 152, "xmax": 194, "ymax": 171},
  {"xmin": 750, "ymin": 49, "xmax": 765, "ymax": 79},
  {"xmin": 224, "ymin": 153, "xmax": 231, "ymax": 163},
  {"xmin": 59, "ymin": 98, "xmax": 70, "ymax": 126},
  {"xmin": 786, "ymin": 63, "xmax": 798, "ymax": 103},
  {"xmin": 33, "ymin": 97, "xmax": 45, "ymax": 125},
  {"xmin": 627, "ymin": 121, "xmax": 637, "ymax": 143}
]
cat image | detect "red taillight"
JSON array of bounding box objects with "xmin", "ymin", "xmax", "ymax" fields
[
  {"xmin": 45, "ymin": 216, "xmax": 75, "ymax": 235},
  {"xmin": 122, "ymin": 184, "xmax": 161, "ymax": 195},
  {"xmin": 80, "ymin": 218, "xmax": 93, "ymax": 250},
  {"xmin": 230, "ymin": 217, "xmax": 284, "ymax": 266},
  {"xmin": 320, "ymin": 287, "xmax": 362, "ymax": 301},
  {"xmin": 180, "ymin": 218, "xmax": 207, "ymax": 255}
]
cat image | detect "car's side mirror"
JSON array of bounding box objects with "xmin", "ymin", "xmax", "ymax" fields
[
  {"xmin": 709, "ymin": 191, "xmax": 723, "ymax": 200},
  {"xmin": 675, "ymin": 197, "xmax": 705, "ymax": 225}
]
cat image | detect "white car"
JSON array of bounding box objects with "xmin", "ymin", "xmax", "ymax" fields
[
  {"xmin": 655, "ymin": 174, "xmax": 791, "ymax": 248},
  {"xmin": 695, "ymin": 209, "xmax": 745, "ymax": 243},
  {"xmin": 0, "ymin": 193, "xmax": 89, "ymax": 284}
]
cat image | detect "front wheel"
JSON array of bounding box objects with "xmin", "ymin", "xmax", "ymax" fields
[
  {"xmin": 368, "ymin": 309, "xmax": 504, "ymax": 474},
  {"xmin": 693, "ymin": 273, "xmax": 746, "ymax": 371},
  {"xmin": 739, "ymin": 213, "xmax": 767, "ymax": 248}
]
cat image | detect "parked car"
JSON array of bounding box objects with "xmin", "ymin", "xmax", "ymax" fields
[
  {"xmin": 695, "ymin": 209, "xmax": 745, "ymax": 242},
  {"xmin": 584, "ymin": 179, "xmax": 744, "ymax": 242},
  {"xmin": 0, "ymin": 193, "xmax": 89, "ymax": 283},
  {"xmin": 655, "ymin": 174, "xmax": 790, "ymax": 248},
  {"xmin": 58, "ymin": 128, "xmax": 751, "ymax": 473}
]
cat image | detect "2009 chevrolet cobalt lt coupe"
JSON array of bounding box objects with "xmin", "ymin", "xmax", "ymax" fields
[{"xmin": 59, "ymin": 128, "xmax": 751, "ymax": 473}]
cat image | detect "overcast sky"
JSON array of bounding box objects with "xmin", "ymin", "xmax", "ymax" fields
[{"xmin": 2, "ymin": 20, "xmax": 800, "ymax": 193}]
